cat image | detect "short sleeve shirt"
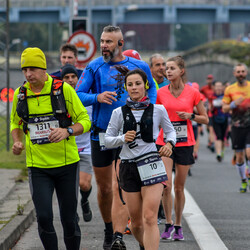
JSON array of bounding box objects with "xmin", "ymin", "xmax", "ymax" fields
[
  {"xmin": 156, "ymin": 84, "xmax": 201, "ymax": 147},
  {"xmin": 222, "ymin": 81, "xmax": 250, "ymax": 128}
]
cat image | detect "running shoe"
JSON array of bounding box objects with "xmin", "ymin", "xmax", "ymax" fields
[
  {"xmin": 210, "ymin": 143, "xmax": 215, "ymax": 153},
  {"xmin": 240, "ymin": 181, "xmax": 248, "ymax": 193},
  {"xmin": 123, "ymin": 226, "xmax": 131, "ymax": 235},
  {"xmin": 139, "ymin": 244, "xmax": 145, "ymax": 250},
  {"xmin": 207, "ymin": 142, "xmax": 215, "ymax": 153},
  {"xmin": 123, "ymin": 219, "xmax": 131, "ymax": 235},
  {"xmin": 216, "ymin": 155, "xmax": 222, "ymax": 162},
  {"xmin": 157, "ymin": 218, "xmax": 162, "ymax": 225},
  {"xmin": 172, "ymin": 226, "xmax": 184, "ymax": 241},
  {"xmin": 111, "ymin": 232, "xmax": 126, "ymax": 250},
  {"xmin": 161, "ymin": 223, "xmax": 174, "ymax": 240},
  {"xmin": 81, "ymin": 200, "xmax": 92, "ymax": 222},
  {"xmin": 103, "ymin": 229, "xmax": 113, "ymax": 250}
]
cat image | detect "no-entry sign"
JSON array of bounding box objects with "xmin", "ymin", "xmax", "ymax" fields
[{"xmin": 67, "ymin": 30, "xmax": 97, "ymax": 64}]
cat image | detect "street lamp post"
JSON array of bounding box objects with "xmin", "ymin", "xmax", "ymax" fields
[
  {"xmin": 1, "ymin": 1, "xmax": 20, "ymax": 151},
  {"xmin": 6, "ymin": 0, "xmax": 10, "ymax": 151}
]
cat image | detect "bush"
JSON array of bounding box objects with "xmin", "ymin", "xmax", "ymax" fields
[{"xmin": 184, "ymin": 39, "xmax": 250, "ymax": 66}]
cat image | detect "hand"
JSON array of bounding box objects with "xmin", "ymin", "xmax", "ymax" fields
[
  {"xmin": 159, "ymin": 143, "xmax": 172, "ymax": 157},
  {"xmin": 97, "ymin": 91, "xmax": 117, "ymax": 105},
  {"xmin": 124, "ymin": 130, "xmax": 136, "ymax": 143},
  {"xmin": 12, "ymin": 141, "xmax": 24, "ymax": 155},
  {"xmin": 176, "ymin": 111, "xmax": 190, "ymax": 120},
  {"xmin": 234, "ymin": 96, "xmax": 244, "ymax": 106},
  {"xmin": 48, "ymin": 128, "xmax": 69, "ymax": 143}
]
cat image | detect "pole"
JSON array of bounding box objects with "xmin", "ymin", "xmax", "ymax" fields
[
  {"xmin": 6, "ymin": 0, "xmax": 10, "ymax": 151},
  {"xmin": 87, "ymin": 0, "xmax": 92, "ymax": 33},
  {"xmin": 73, "ymin": 0, "xmax": 78, "ymax": 17},
  {"xmin": 112, "ymin": 0, "xmax": 117, "ymax": 27}
]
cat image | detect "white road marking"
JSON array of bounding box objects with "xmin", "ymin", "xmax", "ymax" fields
[{"xmin": 172, "ymin": 185, "xmax": 228, "ymax": 250}]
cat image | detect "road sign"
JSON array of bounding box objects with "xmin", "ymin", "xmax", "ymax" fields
[
  {"xmin": 67, "ymin": 30, "xmax": 97, "ymax": 64},
  {"xmin": 0, "ymin": 87, "xmax": 14, "ymax": 102}
]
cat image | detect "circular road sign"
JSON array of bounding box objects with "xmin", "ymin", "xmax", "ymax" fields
[{"xmin": 67, "ymin": 30, "xmax": 97, "ymax": 64}]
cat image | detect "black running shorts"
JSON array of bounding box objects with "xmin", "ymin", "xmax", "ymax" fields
[
  {"xmin": 119, "ymin": 161, "xmax": 142, "ymax": 192},
  {"xmin": 231, "ymin": 126, "xmax": 250, "ymax": 150},
  {"xmin": 173, "ymin": 146, "xmax": 194, "ymax": 165},
  {"xmin": 91, "ymin": 140, "xmax": 120, "ymax": 167}
]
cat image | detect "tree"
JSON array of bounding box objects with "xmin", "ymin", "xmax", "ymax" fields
[
  {"xmin": 175, "ymin": 24, "xmax": 208, "ymax": 51},
  {"xmin": 9, "ymin": 23, "xmax": 64, "ymax": 51}
]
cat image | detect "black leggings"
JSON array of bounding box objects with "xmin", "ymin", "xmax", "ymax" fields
[{"xmin": 28, "ymin": 163, "xmax": 81, "ymax": 250}]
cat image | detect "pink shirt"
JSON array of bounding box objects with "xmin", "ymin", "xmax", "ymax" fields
[{"xmin": 156, "ymin": 84, "xmax": 201, "ymax": 147}]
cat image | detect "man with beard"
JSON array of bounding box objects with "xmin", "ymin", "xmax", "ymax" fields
[
  {"xmin": 222, "ymin": 63, "xmax": 250, "ymax": 193},
  {"xmin": 149, "ymin": 53, "xmax": 170, "ymax": 89},
  {"xmin": 76, "ymin": 25, "xmax": 156, "ymax": 249},
  {"xmin": 76, "ymin": 25, "xmax": 156, "ymax": 250}
]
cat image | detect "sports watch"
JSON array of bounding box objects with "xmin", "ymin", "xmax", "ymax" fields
[
  {"xmin": 67, "ymin": 127, "xmax": 73, "ymax": 136},
  {"xmin": 190, "ymin": 113, "xmax": 196, "ymax": 120}
]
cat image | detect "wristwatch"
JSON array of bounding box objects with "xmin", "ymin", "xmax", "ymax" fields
[
  {"xmin": 67, "ymin": 127, "xmax": 73, "ymax": 136},
  {"xmin": 190, "ymin": 113, "xmax": 196, "ymax": 120}
]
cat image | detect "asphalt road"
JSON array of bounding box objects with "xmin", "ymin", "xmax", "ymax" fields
[{"xmin": 185, "ymin": 134, "xmax": 250, "ymax": 250}]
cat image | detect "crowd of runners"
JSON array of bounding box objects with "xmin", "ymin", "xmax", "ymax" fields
[{"xmin": 10, "ymin": 25, "xmax": 250, "ymax": 250}]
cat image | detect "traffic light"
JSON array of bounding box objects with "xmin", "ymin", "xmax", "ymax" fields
[{"xmin": 69, "ymin": 17, "xmax": 88, "ymax": 35}]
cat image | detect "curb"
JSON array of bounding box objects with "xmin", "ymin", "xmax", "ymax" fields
[
  {"xmin": 0, "ymin": 200, "xmax": 35, "ymax": 250},
  {"xmin": 0, "ymin": 170, "xmax": 21, "ymax": 206}
]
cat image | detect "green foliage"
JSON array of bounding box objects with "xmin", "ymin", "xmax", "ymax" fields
[
  {"xmin": 0, "ymin": 149, "xmax": 26, "ymax": 169},
  {"xmin": 175, "ymin": 24, "xmax": 208, "ymax": 51},
  {"xmin": 17, "ymin": 196, "xmax": 24, "ymax": 215},
  {"xmin": 184, "ymin": 39, "xmax": 250, "ymax": 66},
  {"xmin": 0, "ymin": 116, "xmax": 26, "ymax": 172}
]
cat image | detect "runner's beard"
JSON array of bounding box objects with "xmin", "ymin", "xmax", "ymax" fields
[
  {"xmin": 237, "ymin": 75, "xmax": 246, "ymax": 84},
  {"xmin": 102, "ymin": 47, "xmax": 119, "ymax": 63}
]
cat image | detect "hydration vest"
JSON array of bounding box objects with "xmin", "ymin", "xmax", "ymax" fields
[
  {"xmin": 121, "ymin": 104, "xmax": 154, "ymax": 143},
  {"xmin": 16, "ymin": 79, "xmax": 72, "ymax": 134}
]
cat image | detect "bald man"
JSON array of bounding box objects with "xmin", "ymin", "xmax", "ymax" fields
[{"xmin": 76, "ymin": 25, "xmax": 156, "ymax": 250}]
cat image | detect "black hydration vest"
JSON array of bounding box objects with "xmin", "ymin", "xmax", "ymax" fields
[
  {"xmin": 16, "ymin": 79, "xmax": 72, "ymax": 134},
  {"xmin": 121, "ymin": 103, "xmax": 154, "ymax": 143}
]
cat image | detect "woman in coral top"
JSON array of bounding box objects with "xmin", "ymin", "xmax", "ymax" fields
[{"xmin": 156, "ymin": 56, "xmax": 208, "ymax": 241}]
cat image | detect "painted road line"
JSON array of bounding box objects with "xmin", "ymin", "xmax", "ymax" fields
[
  {"xmin": 171, "ymin": 174, "xmax": 228, "ymax": 250},
  {"xmin": 173, "ymin": 188, "xmax": 228, "ymax": 250}
]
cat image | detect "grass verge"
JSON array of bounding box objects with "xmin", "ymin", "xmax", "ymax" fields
[{"xmin": 0, "ymin": 149, "xmax": 27, "ymax": 180}]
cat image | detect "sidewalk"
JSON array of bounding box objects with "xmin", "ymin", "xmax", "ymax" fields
[{"xmin": 0, "ymin": 169, "xmax": 35, "ymax": 250}]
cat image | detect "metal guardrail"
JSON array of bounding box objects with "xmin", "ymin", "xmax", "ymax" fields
[{"xmin": 0, "ymin": 0, "xmax": 250, "ymax": 7}]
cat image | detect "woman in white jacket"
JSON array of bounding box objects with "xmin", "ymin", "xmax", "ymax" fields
[{"xmin": 105, "ymin": 67, "xmax": 176, "ymax": 250}]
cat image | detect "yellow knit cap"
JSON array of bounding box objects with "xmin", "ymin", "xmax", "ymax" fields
[{"xmin": 21, "ymin": 47, "xmax": 47, "ymax": 69}]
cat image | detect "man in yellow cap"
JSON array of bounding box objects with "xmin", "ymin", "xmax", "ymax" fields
[{"xmin": 11, "ymin": 47, "xmax": 91, "ymax": 250}]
